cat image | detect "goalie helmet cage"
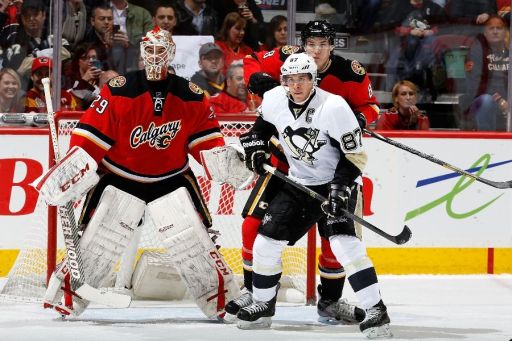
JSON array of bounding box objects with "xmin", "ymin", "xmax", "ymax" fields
[{"xmin": 1, "ymin": 111, "xmax": 317, "ymax": 305}]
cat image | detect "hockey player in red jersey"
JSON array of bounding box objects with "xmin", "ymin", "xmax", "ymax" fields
[
  {"xmin": 35, "ymin": 27, "xmax": 241, "ymax": 318},
  {"xmin": 226, "ymin": 21, "xmax": 378, "ymax": 324}
]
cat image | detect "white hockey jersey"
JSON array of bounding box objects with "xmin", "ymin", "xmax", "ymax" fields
[{"xmin": 260, "ymin": 86, "xmax": 365, "ymax": 186}]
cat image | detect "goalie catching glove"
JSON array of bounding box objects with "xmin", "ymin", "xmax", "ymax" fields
[
  {"xmin": 321, "ymin": 183, "xmax": 351, "ymax": 218},
  {"xmin": 200, "ymin": 145, "xmax": 254, "ymax": 189},
  {"xmin": 239, "ymin": 131, "xmax": 269, "ymax": 176},
  {"xmin": 34, "ymin": 146, "xmax": 99, "ymax": 206}
]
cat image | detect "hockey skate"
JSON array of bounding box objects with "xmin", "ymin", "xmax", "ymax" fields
[
  {"xmin": 359, "ymin": 300, "xmax": 392, "ymax": 339},
  {"xmin": 318, "ymin": 297, "xmax": 366, "ymax": 324},
  {"xmin": 236, "ymin": 284, "xmax": 279, "ymax": 330},
  {"xmin": 223, "ymin": 287, "xmax": 253, "ymax": 323},
  {"xmin": 317, "ymin": 284, "xmax": 365, "ymax": 324}
]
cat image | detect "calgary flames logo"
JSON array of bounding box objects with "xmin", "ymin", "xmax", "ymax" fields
[
  {"xmin": 189, "ymin": 82, "xmax": 204, "ymax": 94},
  {"xmin": 130, "ymin": 120, "xmax": 182, "ymax": 150},
  {"xmin": 281, "ymin": 45, "xmax": 300, "ymax": 55},
  {"xmin": 108, "ymin": 76, "xmax": 126, "ymax": 87}
]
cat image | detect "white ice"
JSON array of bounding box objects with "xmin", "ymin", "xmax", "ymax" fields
[{"xmin": 1, "ymin": 275, "xmax": 511, "ymax": 341}]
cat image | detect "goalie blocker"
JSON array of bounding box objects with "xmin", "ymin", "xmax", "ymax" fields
[{"xmin": 147, "ymin": 187, "xmax": 240, "ymax": 318}]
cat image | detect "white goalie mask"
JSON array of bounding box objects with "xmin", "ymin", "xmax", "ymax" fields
[
  {"xmin": 140, "ymin": 27, "xmax": 176, "ymax": 81},
  {"xmin": 280, "ymin": 53, "xmax": 318, "ymax": 104}
]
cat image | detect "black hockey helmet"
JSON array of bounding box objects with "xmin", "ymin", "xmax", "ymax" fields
[{"xmin": 300, "ymin": 20, "xmax": 336, "ymax": 46}]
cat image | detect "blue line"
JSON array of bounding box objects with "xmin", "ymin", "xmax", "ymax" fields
[{"xmin": 416, "ymin": 159, "xmax": 512, "ymax": 187}]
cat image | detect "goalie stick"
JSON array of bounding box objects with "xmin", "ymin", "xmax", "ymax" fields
[
  {"xmin": 262, "ymin": 164, "xmax": 412, "ymax": 245},
  {"xmin": 364, "ymin": 129, "xmax": 512, "ymax": 189},
  {"xmin": 42, "ymin": 78, "xmax": 131, "ymax": 308}
]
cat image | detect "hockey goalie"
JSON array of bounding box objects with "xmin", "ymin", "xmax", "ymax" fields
[{"xmin": 34, "ymin": 27, "xmax": 248, "ymax": 319}]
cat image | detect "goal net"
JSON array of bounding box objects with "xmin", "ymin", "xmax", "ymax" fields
[{"xmin": 0, "ymin": 112, "xmax": 317, "ymax": 305}]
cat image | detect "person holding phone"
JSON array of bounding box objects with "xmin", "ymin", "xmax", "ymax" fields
[{"xmin": 63, "ymin": 42, "xmax": 105, "ymax": 109}]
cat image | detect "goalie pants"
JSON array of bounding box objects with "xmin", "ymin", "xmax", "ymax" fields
[
  {"xmin": 241, "ymin": 173, "xmax": 351, "ymax": 295},
  {"xmin": 79, "ymin": 169, "xmax": 212, "ymax": 228}
]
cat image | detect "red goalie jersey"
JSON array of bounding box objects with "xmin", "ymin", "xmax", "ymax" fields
[
  {"xmin": 244, "ymin": 45, "xmax": 380, "ymax": 123},
  {"xmin": 70, "ymin": 71, "xmax": 224, "ymax": 182}
]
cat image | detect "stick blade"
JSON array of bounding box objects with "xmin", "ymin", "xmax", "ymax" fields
[
  {"xmin": 75, "ymin": 284, "xmax": 131, "ymax": 308},
  {"xmin": 393, "ymin": 225, "xmax": 412, "ymax": 245}
]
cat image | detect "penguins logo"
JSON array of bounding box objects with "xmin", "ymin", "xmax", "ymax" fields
[{"xmin": 283, "ymin": 126, "xmax": 326, "ymax": 166}]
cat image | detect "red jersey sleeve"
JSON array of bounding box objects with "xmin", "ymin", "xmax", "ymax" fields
[
  {"xmin": 69, "ymin": 86, "xmax": 116, "ymax": 163},
  {"xmin": 187, "ymin": 95, "xmax": 225, "ymax": 162},
  {"xmin": 348, "ymin": 72, "xmax": 380, "ymax": 123}
]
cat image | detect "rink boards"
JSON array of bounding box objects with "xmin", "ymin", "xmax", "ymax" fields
[{"xmin": 0, "ymin": 128, "xmax": 511, "ymax": 276}]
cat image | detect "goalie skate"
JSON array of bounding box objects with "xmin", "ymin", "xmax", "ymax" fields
[{"xmin": 359, "ymin": 300, "xmax": 392, "ymax": 339}]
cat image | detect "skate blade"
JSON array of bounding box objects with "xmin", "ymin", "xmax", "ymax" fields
[
  {"xmin": 362, "ymin": 323, "xmax": 393, "ymax": 339},
  {"xmin": 318, "ymin": 316, "xmax": 358, "ymax": 325},
  {"xmin": 237, "ymin": 317, "xmax": 272, "ymax": 330}
]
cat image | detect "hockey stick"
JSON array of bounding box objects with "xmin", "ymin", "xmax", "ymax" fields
[
  {"xmin": 364, "ymin": 129, "xmax": 512, "ymax": 189},
  {"xmin": 42, "ymin": 78, "xmax": 131, "ymax": 308},
  {"xmin": 262, "ymin": 164, "xmax": 412, "ymax": 245}
]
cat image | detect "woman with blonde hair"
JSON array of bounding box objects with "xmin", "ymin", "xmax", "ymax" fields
[
  {"xmin": 0, "ymin": 68, "xmax": 24, "ymax": 113},
  {"xmin": 375, "ymin": 80, "xmax": 430, "ymax": 130},
  {"xmin": 215, "ymin": 12, "xmax": 253, "ymax": 74}
]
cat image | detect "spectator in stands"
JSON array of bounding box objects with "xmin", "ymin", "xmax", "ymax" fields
[
  {"xmin": 215, "ymin": 12, "xmax": 253, "ymax": 74},
  {"xmin": 109, "ymin": 0, "xmax": 152, "ymax": 73},
  {"xmin": 64, "ymin": 42, "xmax": 105, "ymax": 110},
  {"xmin": 0, "ymin": 0, "xmax": 22, "ymax": 48},
  {"xmin": 63, "ymin": 0, "xmax": 88, "ymax": 49},
  {"xmin": 152, "ymin": 1, "xmax": 178, "ymax": 34},
  {"xmin": 0, "ymin": 68, "xmax": 24, "ymax": 113},
  {"xmin": 375, "ymin": 80, "xmax": 430, "ymax": 130},
  {"xmin": 211, "ymin": 0, "xmax": 264, "ymax": 51},
  {"xmin": 209, "ymin": 59, "xmax": 248, "ymax": 113},
  {"xmin": 445, "ymin": 0, "xmax": 497, "ymax": 35},
  {"xmin": 462, "ymin": 15, "xmax": 509, "ymax": 131},
  {"xmin": 383, "ymin": 0, "xmax": 446, "ymax": 99},
  {"xmin": 1, "ymin": 0, "xmax": 71, "ymax": 88},
  {"xmin": 83, "ymin": 3, "xmax": 122, "ymax": 72},
  {"xmin": 173, "ymin": 0, "xmax": 218, "ymax": 36},
  {"xmin": 261, "ymin": 15, "xmax": 287, "ymax": 51},
  {"xmin": 191, "ymin": 42, "xmax": 225, "ymax": 95},
  {"xmin": 25, "ymin": 57, "xmax": 78, "ymax": 113}
]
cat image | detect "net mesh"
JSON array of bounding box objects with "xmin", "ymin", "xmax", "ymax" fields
[{"xmin": 0, "ymin": 115, "xmax": 310, "ymax": 304}]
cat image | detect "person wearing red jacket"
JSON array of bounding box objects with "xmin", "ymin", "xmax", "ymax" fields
[
  {"xmin": 226, "ymin": 20, "xmax": 378, "ymax": 325},
  {"xmin": 375, "ymin": 80, "xmax": 430, "ymax": 130}
]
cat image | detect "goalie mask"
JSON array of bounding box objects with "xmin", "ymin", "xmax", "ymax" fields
[
  {"xmin": 280, "ymin": 53, "xmax": 317, "ymax": 105},
  {"xmin": 140, "ymin": 27, "xmax": 176, "ymax": 81},
  {"xmin": 300, "ymin": 20, "xmax": 336, "ymax": 46}
]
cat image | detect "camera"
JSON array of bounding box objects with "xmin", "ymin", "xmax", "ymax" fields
[
  {"xmin": 238, "ymin": 2, "xmax": 248, "ymax": 13},
  {"xmin": 113, "ymin": 24, "xmax": 120, "ymax": 33}
]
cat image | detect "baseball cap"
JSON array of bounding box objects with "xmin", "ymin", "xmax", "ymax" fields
[
  {"xmin": 199, "ymin": 43, "xmax": 223, "ymax": 57},
  {"xmin": 21, "ymin": 0, "xmax": 47, "ymax": 14},
  {"xmin": 32, "ymin": 57, "xmax": 53, "ymax": 72}
]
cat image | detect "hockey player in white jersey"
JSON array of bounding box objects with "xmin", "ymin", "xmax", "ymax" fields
[{"xmin": 233, "ymin": 52, "xmax": 392, "ymax": 338}]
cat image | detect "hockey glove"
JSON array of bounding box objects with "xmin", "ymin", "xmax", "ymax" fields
[
  {"xmin": 355, "ymin": 112, "xmax": 367, "ymax": 130},
  {"xmin": 239, "ymin": 131, "xmax": 268, "ymax": 175},
  {"xmin": 321, "ymin": 183, "xmax": 351, "ymax": 218},
  {"xmin": 248, "ymin": 72, "xmax": 280, "ymax": 97}
]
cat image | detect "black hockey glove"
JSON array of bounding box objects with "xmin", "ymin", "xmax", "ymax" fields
[
  {"xmin": 321, "ymin": 183, "xmax": 351, "ymax": 218},
  {"xmin": 239, "ymin": 131, "xmax": 268, "ymax": 175},
  {"xmin": 355, "ymin": 112, "xmax": 367, "ymax": 130},
  {"xmin": 248, "ymin": 72, "xmax": 280, "ymax": 97}
]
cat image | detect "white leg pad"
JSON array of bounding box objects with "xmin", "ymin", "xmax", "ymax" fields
[
  {"xmin": 46, "ymin": 185, "xmax": 146, "ymax": 315},
  {"xmin": 147, "ymin": 187, "xmax": 240, "ymax": 318}
]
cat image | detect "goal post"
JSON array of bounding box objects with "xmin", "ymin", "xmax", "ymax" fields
[{"xmin": 1, "ymin": 111, "xmax": 318, "ymax": 305}]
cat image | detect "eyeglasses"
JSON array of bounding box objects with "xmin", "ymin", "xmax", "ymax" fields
[{"xmin": 80, "ymin": 55, "xmax": 98, "ymax": 61}]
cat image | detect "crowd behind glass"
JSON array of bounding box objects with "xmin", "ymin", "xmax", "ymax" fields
[{"xmin": 0, "ymin": 0, "xmax": 509, "ymax": 131}]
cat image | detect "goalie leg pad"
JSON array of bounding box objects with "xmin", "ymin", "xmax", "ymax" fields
[
  {"xmin": 200, "ymin": 145, "xmax": 254, "ymax": 189},
  {"xmin": 147, "ymin": 187, "xmax": 240, "ymax": 318},
  {"xmin": 34, "ymin": 146, "xmax": 99, "ymax": 206},
  {"xmin": 45, "ymin": 185, "xmax": 146, "ymax": 316}
]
